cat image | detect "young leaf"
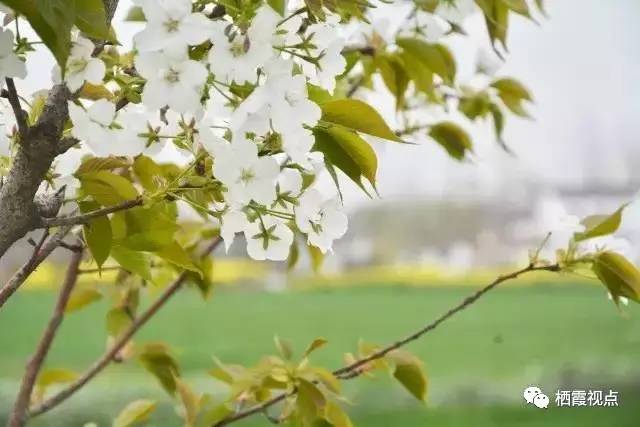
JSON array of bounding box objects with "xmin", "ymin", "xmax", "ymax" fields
[
  {"xmin": 574, "ymin": 204, "xmax": 628, "ymax": 242},
  {"xmin": 157, "ymin": 241, "xmax": 200, "ymax": 274},
  {"xmin": 65, "ymin": 288, "xmax": 102, "ymax": 313},
  {"xmin": 296, "ymin": 378, "xmax": 326, "ymax": 421},
  {"xmin": 428, "ymin": 122, "xmax": 473, "ymax": 161},
  {"xmin": 79, "ymin": 200, "xmax": 112, "ymax": 268},
  {"xmin": 125, "ymin": 6, "xmax": 146, "ymax": 21},
  {"xmin": 491, "ymin": 77, "xmax": 533, "ymax": 117},
  {"xmin": 592, "ymin": 252, "xmax": 640, "ymax": 304},
  {"xmin": 75, "ymin": 0, "xmax": 112, "ymax": 40},
  {"xmin": 76, "ymin": 156, "xmax": 130, "ymax": 175},
  {"xmin": 375, "ymin": 54, "xmax": 409, "ymax": 110},
  {"xmin": 267, "ymin": 0, "xmax": 287, "ymax": 15},
  {"xmin": 387, "ymin": 350, "xmax": 428, "ymax": 401},
  {"xmin": 274, "ymin": 335, "xmax": 294, "ymax": 360},
  {"xmin": 138, "ymin": 343, "xmax": 181, "ymax": 395},
  {"xmin": 396, "ymin": 38, "xmax": 456, "ymax": 84},
  {"xmin": 176, "ymin": 378, "xmax": 200, "ymax": 426},
  {"xmin": 133, "ymin": 155, "xmax": 165, "ymax": 192},
  {"xmin": 110, "ymin": 246, "xmax": 153, "ymax": 281},
  {"xmin": 323, "ymin": 401, "xmax": 354, "ymax": 427},
  {"xmin": 2, "ymin": 0, "xmax": 72, "ymax": 66},
  {"xmin": 36, "ymin": 368, "xmax": 78, "ymax": 395},
  {"xmin": 476, "ymin": 0, "xmax": 510, "ymax": 49},
  {"xmin": 113, "ymin": 399, "xmax": 157, "ymax": 427},
  {"xmin": 303, "ymin": 338, "xmax": 328, "ymax": 357},
  {"xmin": 308, "ymin": 244, "xmax": 325, "ymax": 273},
  {"xmin": 321, "ymin": 99, "xmax": 401, "ymax": 142},
  {"xmin": 80, "ymin": 170, "xmax": 138, "ymax": 206},
  {"xmin": 313, "ymin": 127, "xmax": 378, "ymax": 190}
]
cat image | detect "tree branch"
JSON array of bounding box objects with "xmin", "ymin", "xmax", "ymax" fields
[
  {"xmin": 7, "ymin": 248, "xmax": 83, "ymax": 427},
  {"xmin": 213, "ymin": 262, "xmax": 561, "ymax": 426},
  {"xmin": 29, "ymin": 237, "xmax": 223, "ymax": 418},
  {"xmin": 0, "ymin": 224, "xmax": 75, "ymax": 309},
  {"xmin": 4, "ymin": 78, "xmax": 28, "ymax": 138},
  {"xmin": 42, "ymin": 198, "xmax": 143, "ymax": 228}
]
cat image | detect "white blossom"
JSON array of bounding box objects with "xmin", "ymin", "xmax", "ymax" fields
[
  {"xmin": 133, "ymin": 0, "xmax": 212, "ymax": 55},
  {"xmin": 0, "ymin": 28, "xmax": 26, "ymax": 84},
  {"xmin": 209, "ymin": 136, "xmax": 280, "ymax": 207},
  {"xmin": 244, "ymin": 216, "xmax": 293, "ymax": 261},
  {"xmin": 274, "ymin": 168, "xmax": 303, "ymax": 211},
  {"xmin": 220, "ymin": 209, "xmax": 250, "ymax": 252},
  {"xmin": 113, "ymin": 109, "xmax": 152, "ymax": 157},
  {"xmin": 208, "ymin": 5, "xmax": 279, "ymax": 84},
  {"xmin": 301, "ymin": 17, "xmax": 347, "ymax": 92},
  {"xmin": 53, "ymin": 36, "xmax": 105, "ymax": 92},
  {"xmin": 68, "ymin": 100, "xmax": 116, "ymax": 157},
  {"xmin": 136, "ymin": 50, "xmax": 207, "ymax": 114},
  {"xmin": 295, "ymin": 189, "xmax": 348, "ymax": 253}
]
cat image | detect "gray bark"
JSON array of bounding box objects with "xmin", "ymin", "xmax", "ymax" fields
[
  {"xmin": 0, "ymin": 85, "xmax": 70, "ymax": 259},
  {"xmin": 0, "ymin": 0, "xmax": 119, "ymax": 261}
]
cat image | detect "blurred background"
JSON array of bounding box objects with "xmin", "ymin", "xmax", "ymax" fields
[{"xmin": 1, "ymin": 0, "xmax": 640, "ymax": 426}]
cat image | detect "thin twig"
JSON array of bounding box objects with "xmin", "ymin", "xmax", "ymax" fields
[
  {"xmin": 7, "ymin": 248, "xmax": 83, "ymax": 427},
  {"xmin": 42, "ymin": 198, "xmax": 143, "ymax": 228},
  {"xmin": 29, "ymin": 237, "xmax": 223, "ymax": 418},
  {"xmin": 4, "ymin": 78, "xmax": 29, "ymax": 138},
  {"xmin": 0, "ymin": 225, "xmax": 74, "ymax": 309},
  {"xmin": 213, "ymin": 262, "xmax": 561, "ymax": 426}
]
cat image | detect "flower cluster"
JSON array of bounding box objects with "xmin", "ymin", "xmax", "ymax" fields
[{"xmin": 63, "ymin": 0, "xmax": 350, "ymax": 260}]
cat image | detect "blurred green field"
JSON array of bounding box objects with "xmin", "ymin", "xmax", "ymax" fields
[{"xmin": 0, "ymin": 283, "xmax": 639, "ymax": 426}]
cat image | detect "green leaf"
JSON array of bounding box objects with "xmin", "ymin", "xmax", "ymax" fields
[
  {"xmin": 397, "ymin": 50, "xmax": 434, "ymax": 94},
  {"xmin": 308, "ymin": 244, "xmax": 325, "ymax": 273},
  {"xmin": 592, "ymin": 252, "xmax": 640, "ymax": 305},
  {"xmin": 76, "ymin": 156, "xmax": 130, "ymax": 175},
  {"xmin": 111, "ymin": 246, "xmax": 153, "ymax": 281},
  {"xmin": 428, "ymin": 122, "xmax": 473, "ymax": 161},
  {"xmin": 459, "ymin": 93, "xmax": 492, "ymax": 120},
  {"xmin": 125, "ymin": 6, "xmax": 146, "ymax": 21},
  {"xmin": 396, "ymin": 38, "xmax": 456, "ymax": 85},
  {"xmin": 75, "ymin": 0, "xmax": 112, "ymax": 40},
  {"xmin": 36, "ymin": 368, "xmax": 78, "ymax": 390},
  {"xmin": 491, "ymin": 77, "xmax": 532, "ymax": 117},
  {"xmin": 118, "ymin": 204, "xmax": 178, "ymax": 251},
  {"xmin": 79, "ymin": 200, "xmax": 112, "ymax": 268},
  {"xmin": 375, "ymin": 54, "xmax": 409, "ymax": 110},
  {"xmin": 297, "ymin": 379, "xmax": 326, "ymax": 422},
  {"xmin": 476, "ymin": 0, "xmax": 510, "ymax": 49},
  {"xmin": 323, "ymin": 402, "xmax": 353, "ymax": 427},
  {"xmin": 2, "ymin": 0, "xmax": 71, "ymax": 66},
  {"xmin": 176, "ymin": 378, "xmax": 200, "ymax": 426},
  {"xmin": 274, "ymin": 336, "xmax": 294, "ymax": 360},
  {"xmin": 79, "ymin": 83, "xmax": 114, "ymax": 101},
  {"xmin": 133, "ymin": 155, "xmax": 164, "ymax": 192},
  {"xmin": 157, "ymin": 241, "xmax": 200, "ymax": 273},
  {"xmin": 107, "ymin": 307, "xmax": 132, "ymax": 338},
  {"xmin": 138, "ymin": 343, "xmax": 181, "ymax": 395},
  {"xmin": 313, "ymin": 127, "xmax": 377, "ymax": 190},
  {"xmin": 502, "ymin": 0, "xmax": 531, "ymax": 17},
  {"xmin": 320, "ymin": 99, "xmax": 401, "ymax": 142},
  {"xmin": 489, "ymin": 103, "xmax": 506, "ymax": 146},
  {"xmin": 65, "ymin": 288, "xmax": 102, "ymax": 313},
  {"xmin": 574, "ymin": 204, "xmax": 628, "ymax": 242},
  {"xmin": 387, "ymin": 351, "xmax": 428, "ymax": 401},
  {"xmin": 113, "ymin": 399, "xmax": 157, "ymax": 427},
  {"xmin": 267, "ymin": 0, "xmax": 287, "ymax": 15},
  {"xmin": 80, "ymin": 170, "xmax": 138, "ymax": 206}
]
